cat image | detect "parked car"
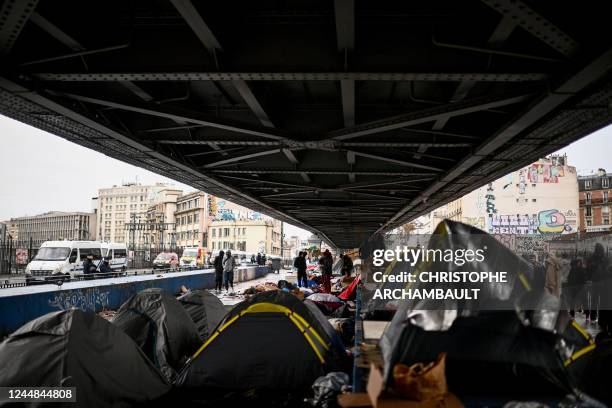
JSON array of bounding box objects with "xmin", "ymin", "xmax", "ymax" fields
[{"xmin": 152, "ymin": 252, "xmax": 179, "ymax": 270}]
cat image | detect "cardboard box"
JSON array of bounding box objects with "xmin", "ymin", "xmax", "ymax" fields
[{"xmin": 340, "ymin": 363, "xmax": 462, "ymax": 408}]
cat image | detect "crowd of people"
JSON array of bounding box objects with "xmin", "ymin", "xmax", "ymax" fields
[{"xmin": 523, "ymin": 243, "xmax": 611, "ymax": 340}]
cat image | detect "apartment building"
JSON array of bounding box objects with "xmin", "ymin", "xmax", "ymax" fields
[
  {"xmin": 208, "ymin": 218, "xmax": 282, "ymax": 255},
  {"xmin": 7, "ymin": 211, "xmax": 96, "ymax": 246},
  {"xmin": 579, "ymin": 168, "xmax": 612, "ymax": 232},
  {"xmin": 96, "ymin": 182, "xmax": 181, "ymax": 244},
  {"xmin": 174, "ymin": 191, "xmax": 208, "ymax": 248}
]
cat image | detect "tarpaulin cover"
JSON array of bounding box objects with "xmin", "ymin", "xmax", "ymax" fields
[
  {"xmin": 178, "ymin": 289, "xmax": 226, "ymax": 340},
  {"xmin": 377, "ymin": 220, "xmax": 577, "ymax": 398},
  {"xmin": 0, "ymin": 309, "xmax": 170, "ymax": 407},
  {"xmin": 177, "ymin": 290, "xmax": 346, "ymax": 391},
  {"xmin": 111, "ymin": 288, "xmax": 201, "ymax": 383},
  {"xmin": 338, "ymin": 274, "xmax": 360, "ymax": 301}
]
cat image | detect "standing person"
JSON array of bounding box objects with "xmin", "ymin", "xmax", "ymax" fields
[
  {"xmin": 319, "ymin": 249, "xmax": 333, "ymax": 293},
  {"xmin": 261, "ymin": 254, "xmax": 267, "ymax": 268},
  {"xmin": 544, "ymin": 253, "xmax": 562, "ymax": 298},
  {"xmin": 250, "ymin": 254, "xmax": 256, "ymax": 264},
  {"xmin": 341, "ymin": 253, "xmax": 354, "ymax": 277},
  {"xmin": 566, "ymin": 258, "xmax": 587, "ymax": 317},
  {"xmin": 588, "ymin": 243, "xmax": 609, "ymax": 323},
  {"xmin": 256, "ymin": 252, "xmax": 262, "ymax": 266},
  {"xmin": 296, "ymin": 251, "xmax": 307, "ymax": 288},
  {"xmin": 213, "ymin": 250, "xmax": 225, "ymax": 293},
  {"xmin": 223, "ymin": 250, "xmax": 236, "ymax": 293}
]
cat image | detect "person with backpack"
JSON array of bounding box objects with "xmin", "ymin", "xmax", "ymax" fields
[
  {"xmin": 319, "ymin": 249, "xmax": 333, "ymax": 293},
  {"xmin": 213, "ymin": 250, "xmax": 225, "ymax": 293}
]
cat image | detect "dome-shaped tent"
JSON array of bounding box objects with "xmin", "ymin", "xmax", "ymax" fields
[
  {"xmin": 111, "ymin": 288, "xmax": 201, "ymax": 382},
  {"xmin": 0, "ymin": 309, "xmax": 170, "ymax": 407},
  {"xmin": 178, "ymin": 289, "xmax": 227, "ymax": 340},
  {"xmin": 177, "ymin": 290, "xmax": 346, "ymax": 391}
]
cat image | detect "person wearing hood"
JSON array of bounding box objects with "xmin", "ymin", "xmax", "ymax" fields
[{"xmin": 223, "ymin": 250, "xmax": 236, "ymax": 293}]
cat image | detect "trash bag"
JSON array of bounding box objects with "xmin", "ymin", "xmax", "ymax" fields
[{"xmin": 310, "ymin": 372, "xmax": 350, "ymax": 408}]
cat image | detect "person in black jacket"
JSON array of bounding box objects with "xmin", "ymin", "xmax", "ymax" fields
[
  {"xmin": 82, "ymin": 253, "xmax": 97, "ymax": 280},
  {"xmin": 295, "ymin": 251, "xmax": 307, "ymax": 287},
  {"xmin": 213, "ymin": 250, "xmax": 225, "ymax": 293},
  {"xmin": 566, "ymin": 258, "xmax": 586, "ymax": 317}
]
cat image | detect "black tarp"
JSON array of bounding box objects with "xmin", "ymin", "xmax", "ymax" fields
[
  {"xmin": 0, "ymin": 309, "xmax": 170, "ymax": 407},
  {"xmin": 176, "ymin": 290, "xmax": 347, "ymax": 391},
  {"xmin": 111, "ymin": 288, "xmax": 201, "ymax": 383},
  {"xmin": 178, "ymin": 289, "xmax": 227, "ymax": 340},
  {"xmin": 378, "ymin": 220, "xmax": 578, "ymax": 400},
  {"xmin": 385, "ymin": 312, "xmax": 572, "ymax": 398}
]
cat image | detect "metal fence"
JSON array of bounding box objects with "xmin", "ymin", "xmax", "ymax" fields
[
  {"xmin": 0, "ymin": 242, "xmax": 187, "ymax": 274},
  {"xmin": 0, "ymin": 240, "xmax": 38, "ymax": 274}
]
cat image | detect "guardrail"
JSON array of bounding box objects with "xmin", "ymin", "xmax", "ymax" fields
[{"xmin": 0, "ymin": 263, "xmax": 264, "ymax": 289}]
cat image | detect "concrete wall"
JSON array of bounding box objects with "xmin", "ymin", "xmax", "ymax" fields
[{"xmin": 0, "ymin": 266, "xmax": 269, "ymax": 337}]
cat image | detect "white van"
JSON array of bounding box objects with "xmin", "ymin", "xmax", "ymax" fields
[
  {"xmin": 25, "ymin": 240, "xmax": 103, "ymax": 281},
  {"xmin": 101, "ymin": 242, "xmax": 128, "ymax": 271}
]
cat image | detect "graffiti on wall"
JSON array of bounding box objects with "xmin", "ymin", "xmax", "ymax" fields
[
  {"xmin": 485, "ymin": 183, "xmax": 497, "ymax": 215},
  {"xmin": 488, "ymin": 209, "xmax": 576, "ymax": 235},
  {"xmin": 527, "ymin": 163, "xmax": 565, "ymax": 184},
  {"xmin": 48, "ymin": 288, "xmax": 110, "ymax": 312}
]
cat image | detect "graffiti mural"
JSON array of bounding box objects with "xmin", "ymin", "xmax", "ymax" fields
[
  {"xmin": 48, "ymin": 287, "xmax": 110, "ymax": 312},
  {"xmin": 489, "ymin": 214, "xmax": 538, "ymax": 234},
  {"xmin": 527, "ymin": 163, "xmax": 565, "ymax": 184},
  {"xmin": 488, "ymin": 209, "xmax": 575, "ymax": 235},
  {"xmin": 485, "ymin": 183, "xmax": 497, "ymax": 215},
  {"xmin": 537, "ymin": 209, "xmax": 572, "ymax": 233}
]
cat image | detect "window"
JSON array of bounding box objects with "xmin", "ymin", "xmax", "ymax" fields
[
  {"xmin": 79, "ymin": 248, "xmax": 102, "ymax": 261},
  {"xmin": 604, "ymin": 191, "xmax": 609, "ymax": 203},
  {"xmin": 532, "ymin": 198, "xmax": 537, "ymax": 203},
  {"xmin": 603, "ymin": 206, "xmax": 609, "ymax": 215},
  {"xmin": 212, "ymin": 242, "xmax": 216, "ymax": 249},
  {"xmin": 586, "ymin": 206, "xmax": 592, "ymax": 217},
  {"xmin": 195, "ymin": 198, "xmax": 200, "ymax": 207},
  {"xmin": 586, "ymin": 192, "xmax": 592, "ymax": 204},
  {"xmin": 585, "ymin": 180, "xmax": 592, "ymax": 190},
  {"xmin": 603, "ymin": 178, "xmax": 609, "ymax": 188},
  {"xmin": 243, "ymin": 228, "xmax": 246, "ymax": 235},
  {"xmin": 194, "ymin": 213, "xmax": 199, "ymax": 223},
  {"xmin": 212, "ymin": 229, "xmax": 216, "ymax": 237},
  {"xmin": 224, "ymin": 228, "xmax": 230, "ymax": 237},
  {"xmin": 586, "ymin": 219, "xmax": 592, "ymax": 227},
  {"xmin": 113, "ymin": 249, "xmax": 127, "ymax": 259}
]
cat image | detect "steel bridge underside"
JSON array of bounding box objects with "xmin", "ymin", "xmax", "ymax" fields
[{"xmin": 1, "ymin": 0, "xmax": 612, "ymax": 248}]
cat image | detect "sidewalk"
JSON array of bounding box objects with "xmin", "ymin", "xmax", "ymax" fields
[{"xmin": 214, "ymin": 269, "xmax": 297, "ymax": 306}]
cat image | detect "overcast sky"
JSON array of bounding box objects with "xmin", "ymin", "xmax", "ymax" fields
[{"xmin": 1, "ymin": 114, "xmax": 611, "ymax": 238}]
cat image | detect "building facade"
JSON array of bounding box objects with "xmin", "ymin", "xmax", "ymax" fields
[
  {"xmin": 413, "ymin": 156, "xmax": 579, "ymax": 237},
  {"xmin": 578, "ymin": 168, "xmax": 612, "ymax": 232},
  {"xmin": 96, "ymin": 183, "xmax": 181, "ymax": 245},
  {"xmin": 7, "ymin": 211, "xmax": 96, "ymax": 247},
  {"xmin": 207, "ymin": 218, "xmax": 282, "ymax": 255},
  {"xmin": 174, "ymin": 191, "xmax": 209, "ymax": 248},
  {"xmin": 141, "ymin": 187, "xmax": 183, "ymax": 248}
]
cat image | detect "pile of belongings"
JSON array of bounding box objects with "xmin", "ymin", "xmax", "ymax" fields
[
  {"xmin": 177, "ymin": 290, "xmax": 347, "ymax": 391},
  {"xmin": 0, "ymin": 309, "xmax": 170, "ymax": 407},
  {"xmin": 243, "ymin": 281, "xmax": 279, "ymax": 295},
  {"xmin": 111, "ymin": 288, "xmax": 202, "ymax": 383}
]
